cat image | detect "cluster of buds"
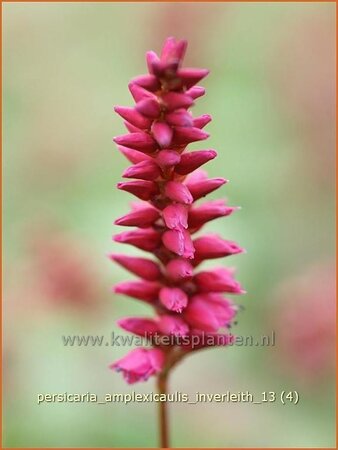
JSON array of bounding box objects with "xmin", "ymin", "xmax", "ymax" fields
[{"xmin": 110, "ymin": 37, "xmax": 245, "ymax": 384}]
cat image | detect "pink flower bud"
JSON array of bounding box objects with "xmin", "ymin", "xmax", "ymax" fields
[
  {"xmin": 194, "ymin": 235, "xmax": 244, "ymax": 260},
  {"xmin": 194, "ymin": 268, "xmax": 244, "ymax": 294},
  {"xmin": 185, "ymin": 176, "xmax": 227, "ymax": 200},
  {"xmin": 117, "ymin": 145, "xmax": 151, "ymax": 164},
  {"xmin": 162, "ymin": 204, "xmax": 188, "ymax": 230},
  {"xmin": 158, "ymin": 315, "xmax": 189, "ymax": 336},
  {"xmin": 156, "ymin": 150, "xmax": 181, "ymax": 168},
  {"xmin": 162, "ymin": 229, "xmax": 195, "ymax": 259},
  {"xmin": 166, "ymin": 258, "xmax": 193, "ymax": 282},
  {"xmin": 109, "ymin": 254, "xmax": 161, "ymax": 281},
  {"xmin": 161, "ymin": 37, "xmax": 187, "ymax": 67},
  {"xmin": 122, "ymin": 160, "xmax": 160, "ymax": 181},
  {"xmin": 165, "ymin": 181, "xmax": 193, "ymax": 204},
  {"xmin": 113, "ymin": 132, "xmax": 157, "ymax": 153},
  {"xmin": 184, "ymin": 294, "xmax": 236, "ymax": 332},
  {"xmin": 165, "ymin": 110, "xmax": 193, "ymax": 127},
  {"xmin": 193, "ymin": 114, "xmax": 212, "ymax": 129},
  {"xmin": 110, "ymin": 348, "xmax": 164, "ymax": 383},
  {"xmin": 146, "ymin": 50, "xmax": 161, "ymax": 75},
  {"xmin": 173, "ymin": 127, "xmax": 209, "ymax": 145},
  {"xmin": 159, "ymin": 287, "xmax": 188, "ymax": 312},
  {"xmin": 113, "ymin": 228, "xmax": 161, "ymax": 252},
  {"xmin": 129, "ymin": 83, "xmax": 155, "ymax": 102},
  {"xmin": 130, "ymin": 74, "xmax": 160, "ymax": 91},
  {"xmin": 177, "ymin": 68, "xmax": 210, "ymax": 88},
  {"xmin": 117, "ymin": 180, "xmax": 158, "ymax": 201},
  {"xmin": 136, "ymin": 98, "xmax": 161, "ymax": 119},
  {"xmin": 114, "ymin": 206, "xmax": 160, "ymax": 228},
  {"xmin": 114, "ymin": 106, "xmax": 151, "ymax": 129},
  {"xmin": 151, "ymin": 121, "xmax": 173, "ymax": 148},
  {"xmin": 175, "ymin": 150, "xmax": 217, "ymax": 175},
  {"xmin": 114, "ymin": 280, "xmax": 160, "ymax": 303},
  {"xmin": 118, "ymin": 317, "xmax": 159, "ymax": 336},
  {"xmin": 186, "ymin": 85, "xmax": 205, "ymax": 99},
  {"xmin": 162, "ymin": 92, "xmax": 194, "ymax": 111},
  {"xmin": 188, "ymin": 200, "xmax": 236, "ymax": 229}
]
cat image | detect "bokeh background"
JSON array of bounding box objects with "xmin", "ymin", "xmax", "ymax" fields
[{"xmin": 3, "ymin": 2, "xmax": 336, "ymax": 448}]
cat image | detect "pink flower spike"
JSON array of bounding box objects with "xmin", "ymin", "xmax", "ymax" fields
[
  {"xmin": 193, "ymin": 114, "xmax": 212, "ymax": 129},
  {"xmin": 175, "ymin": 150, "xmax": 217, "ymax": 175},
  {"xmin": 117, "ymin": 145, "xmax": 151, "ymax": 164},
  {"xmin": 163, "ymin": 204, "xmax": 188, "ymax": 230},
  {"xmin": 136, "ymin": 98, "xmax": 161, "ymax": 119},
  {"xmin": 130, "ymin": 74, "xmax": 160, "ymax": 91},
  {"xmin": 109, "ymin": 254, "xmax": 162, "ymax": 281},
  {"xmin": 114, "ymin": 280, "xmax": 160, "ymax": 303},
  {"xmin": 162, "ymin": 92, "xmax": 194, "ymax": 111},
  {"xmin": 122, "ymin": 160, "xmax": 160, "ymax": 181},
  {"xmin": 186, "ymin": 86, "xmax": 205, "ymax": 99},
  {"xmin": 194, "ymin": 235, "xmax": 244, "ymax": 261},
  {"xmin": 159, "ymin": 287, "xmax": 188, "ymax": 313},
  {"xmin": 117, "ymin": 180, "xmax": 158, "ymax": 201},
  {"xmin": 185, "ymin": 176, "xmax": 227, "ymax": 201},
  {"xmin": 165, "ymin": 181, "xmax": 193, "ymax": 204},
  {"xmin": 194, "ymin": 268, "xmax": 244, "ymax": 294},
  {"xmin": 151, "ymin": 121, "xmax": 173, "ymax": 148},
  {"xmin": 173, "ymin": 127, "xmax": 209, "ymax": 145},
  {"xmin": 177, "ymin": 68, "xmax": 210, "ymax": 88},
  {"xmin": 156, "ymin": 150, "xmax": 181, "ymax": 169},
  {"xmin": 158, "ymin": 315, "xmax": 189, "ymax": 336},
  {"xmin": 114, "ymin": 106, "xmax": 151, "ymax": 129},
  {"xmin": 166, "ymin": 258, "xmax": 194, "ymax": 282},
  {"xmin": 118, "ymin": 317, "xmax": 159, "ymax": 336},
  {"xmin": 113, "ymin": 228, "xmax": 161, "ymax": 252},
  {"xmin": 162, "ymin": 229, "xmax": 195, "ymax": 259},
  {"xmin": 110, "ymin": 348, "xmax": 164, "ymax": 384},
  {"xmin": 113, "ymin": 132, "xmax": 157, "ymax": 153},
  {"xmin": 114, "ymin": 206, "xmax": 160, "ymax": 228}
]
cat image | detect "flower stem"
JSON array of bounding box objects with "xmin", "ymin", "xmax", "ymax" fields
[{"xmin": 157, "ymin": 373, "xmax": 170, "ymax": 448}]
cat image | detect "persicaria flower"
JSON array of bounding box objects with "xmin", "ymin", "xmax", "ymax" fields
[{"xmin": 110, "ymin": 37, "xmax": 245, "ymax": 384}]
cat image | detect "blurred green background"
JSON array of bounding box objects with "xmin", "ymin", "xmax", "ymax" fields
[{"xmin": 3, "ymin": 2, "xmax": 336, "ymax": 448}]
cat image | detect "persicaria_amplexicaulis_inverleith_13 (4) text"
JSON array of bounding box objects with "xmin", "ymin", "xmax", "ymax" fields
[{"xmin": 109, "ymin": 37, "xmax": 246, "ymax": 448}]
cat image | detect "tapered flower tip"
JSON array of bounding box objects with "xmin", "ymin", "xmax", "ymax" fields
[
  {"xmin": 162, "ymin": 229, "xmax": 195, "ymax": 259},
  {"xmin": 146, "ymin": 50, "xmax": 161, "ymax": 75},
  {"xmin": 193, "ymin": 114, "xmax": 212, "ymax": 129},
  {"xmin": 151, "ymin": 121, "xmax": 173, "ymax": 148},
  {"xmin": 156, "ymin": 150, "xmax": 181, "ymax": 168},
  {"xmin": 135, "ymin": 97, "xmax": 161, "ymax": 119},
  {"xmin": 173, "ymin": 127, "xmax": 209, "ymax": 145},
  {"xmin": 166, "ymin": 258, "xmax": 194, "ymax": 281},
  {"xmin": 117, "ymin": 317, "xmax": 159, "ymax": 336},
  {"xmin": 113, "ymin": 228, "xmax": 161, "ymax": 251},
  {"xmin": 117, "ymin": 145, "xmax": 151, "ymax": 164},
  {"xmin": 114, "ymin": 206, "xmax": 160, "ymax": 228},
  {"xmin": 110, "ymin": 348, "xmax": 164, "ymax": 384},
  {"xmin": 158, "ymin": 315, "xmax": 189, "ymax": 336},
  {"xmin": 177, "ymin": 68, "xmax": 210, "ymax": 88},
  {"xmin": 130, "ymin": 74, "xmax": 160, "ymax": 91},
  {"xmin": 114, "ymin": 280, "xmax": 160, "ymax": 303},
  {"xmin": 109, "ymin": 254, "xmax": 161, "ymax": 281},
  {"xmin": 113, "ymin": 132, "xmax": 157, "ymax": 153},
  {"xmin": 194, "ymin": 235, "xmax": 244, "ymax": 260},
  {"xmin": 186, "ymin": 176, "xmax": 228, "ymax": 200},
  {"xmin": 175, "ymin": 150, "xmax": 217, "ymax": 175},
  {"xmin": 159, "ymin": 287, "xmax": 188, "ymax": 313},
  {"xmin": 165, "ymin": 109, "xmax": 193, "ymax": 127},
  {"xmin": 117, "ymin": 180, "xmax": 158, "ymax": 201},
  {"xmin": 122, "ymin": 160, "xmax": 160, "ymax": 181},
  {"xmin": 114, "ymin": 106, "xmax": 151, "ymax": 130},
  {"xmin": 161, "ymin": 37, "xmax": 187, "ymax": 66},
  {"xmin": 128, "ymin": 83, "xmax": 155, "ymax": 102},
  {"xmin": 186, "ymin": 86, "xmax": 206, "ymax": 99},
  {"xmin": 194, "ymin": 267, "xmax": 245, "ymax": 294}
]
